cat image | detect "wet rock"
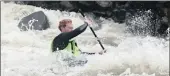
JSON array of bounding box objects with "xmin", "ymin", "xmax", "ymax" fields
[
  {"xmin": 96, "ymin": 1, "xmax": 112, "ymax": 7},
  {"xmin": 18, "ymin": 11, "xmax": 49, "ymax": 31}
]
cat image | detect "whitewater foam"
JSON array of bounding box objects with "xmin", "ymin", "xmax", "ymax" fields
[{"xmin": 1, "ymin": 2, "xmax": 169, "ymax": 76}]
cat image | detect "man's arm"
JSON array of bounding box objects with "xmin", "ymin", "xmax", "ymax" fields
[{"xmin": 61, "ymin": 22, "xmax": 88, "ymax": 40}]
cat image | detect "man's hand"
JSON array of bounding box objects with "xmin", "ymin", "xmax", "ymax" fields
[
  {"xmin": 84, "ymin": 16, "xmax": 93, "ymax": 26},
  {"xmin": 98, "ymin": 49, "xmax": 107, "ymax": 55}
]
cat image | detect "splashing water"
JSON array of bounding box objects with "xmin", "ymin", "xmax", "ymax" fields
[
  {"xmin": 1, "ymin": 2, "xmax": 169, "ymax": 76},
  {"xmin": 125, "ymin": 10, "xmax": 163, "ymax": 36}
]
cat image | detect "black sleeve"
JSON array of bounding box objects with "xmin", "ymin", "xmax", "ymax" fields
[{"xmin": 61, "ymin": 22, "xmax": 88, "ymax": 40}]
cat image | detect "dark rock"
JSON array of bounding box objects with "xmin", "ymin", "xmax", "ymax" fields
[
  {"xmin": 167, "ymin": 8, "xmax": 170, "ymax": 24},
  {"xmin": 59, "ymin": 1, "xmax": 75, "ymax": 11},
  {"xmin": 96, "ymin": 1, "xmax": 112, "ymax": 8},
  {"xmin": 157, "ymin": 21, "xmax": 169, "ymax": 36},
  {"xmin": 18, "ymin": 11, "xmax": 49, "ymax": 31},
  {"xmin": 112, "ymin": 9, "xmax": 126, "ymax": 23}
]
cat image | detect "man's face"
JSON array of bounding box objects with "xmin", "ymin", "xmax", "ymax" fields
[{"xmin": 61, "ymin": 23, "xmax": 73, "ymax": 32}]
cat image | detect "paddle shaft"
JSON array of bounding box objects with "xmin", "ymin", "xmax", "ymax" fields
[
  {"xmin": 80, "ymin": 12, "xmax": 105, "ymax": 51},
  {"xmin": 89, "ymin": 26, "xmax": 105, "ymax": 50}
]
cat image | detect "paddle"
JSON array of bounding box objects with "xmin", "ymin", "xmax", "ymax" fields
[{"xmin": 78, "ymin": 10, "xmax": 106, "ymax": 54}]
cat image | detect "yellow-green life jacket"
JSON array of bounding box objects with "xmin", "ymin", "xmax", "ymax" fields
[{"xmin": 64, "ymin": 40, "xmax": 81, "ymax": 56}]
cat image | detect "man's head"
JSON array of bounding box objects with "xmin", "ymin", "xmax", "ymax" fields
[{"xmin": 58, "ymin": 19, "xmax": 73, "ymax": 32}]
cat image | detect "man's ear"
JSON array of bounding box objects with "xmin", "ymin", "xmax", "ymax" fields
[{"xmin": 60, "ymin": 27, "xmax": 65, "ymax": 32}]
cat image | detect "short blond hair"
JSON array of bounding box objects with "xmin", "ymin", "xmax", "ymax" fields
[{"xmin": 58, "ymin": 19, "xmax": 72, "ymax": 31}]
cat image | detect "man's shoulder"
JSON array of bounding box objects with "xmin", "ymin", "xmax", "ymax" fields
[{"xmin": 53, "ymin": 33, "xmax": 66, "ymax": 40}]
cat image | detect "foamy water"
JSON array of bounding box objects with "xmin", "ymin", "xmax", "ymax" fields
[{"xmin": 1, "ymin": 2, "xmax": 169, "ymax": 76}]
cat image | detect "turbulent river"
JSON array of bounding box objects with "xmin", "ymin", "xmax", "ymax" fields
[{"xmin": 1, "ymin": 2, "xmax": 169, "ymax": 76}]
